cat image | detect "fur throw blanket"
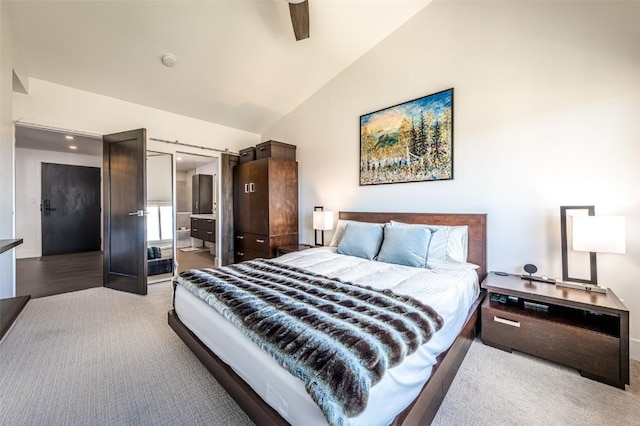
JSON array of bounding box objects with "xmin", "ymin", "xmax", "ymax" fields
[{"xmin": 174, "ymin": 259, "xmax": 444, "ymax": 426}]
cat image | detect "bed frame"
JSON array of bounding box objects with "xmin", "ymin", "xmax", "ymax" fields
[{"xmin": 168, "ymin": 211, "xmax": 487, "ymax": 425}]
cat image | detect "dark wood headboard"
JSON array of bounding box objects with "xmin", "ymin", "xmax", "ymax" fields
[{"xmin": 339, "ymin": 212, "xmax": 487, "ymax": 281}]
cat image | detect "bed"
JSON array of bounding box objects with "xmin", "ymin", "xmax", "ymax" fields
[
  {"xmin": 147, "ymin": 246, "xmax": 173, "ymax": 276},
  {"xmin": 168, "ymin": 212, "xmax": 487, "ymax": 425}
]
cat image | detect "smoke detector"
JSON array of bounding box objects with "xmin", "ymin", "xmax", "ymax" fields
[{"xmin": 161, "ymin": 54, "xmax": 177, "ymax": 67}]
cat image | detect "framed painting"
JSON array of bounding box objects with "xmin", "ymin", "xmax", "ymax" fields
[{"xmin": 360, "ymin": 88, "xmax": 453, "ymax": 186}]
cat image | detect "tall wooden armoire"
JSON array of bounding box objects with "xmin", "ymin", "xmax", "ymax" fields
[{"xmin": 233, "ymin": 141, "xmax": 298, "ymax": 263}]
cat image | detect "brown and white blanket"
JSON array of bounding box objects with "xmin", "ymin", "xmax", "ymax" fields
[{"xmin": 173, "ymin": 259, "xmax": 444, "ymax": 426}]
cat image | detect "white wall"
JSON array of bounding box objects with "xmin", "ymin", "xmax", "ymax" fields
[
  {"xmin": 13, "ymin": 78, "xmax": 260, "ymax": 264},
  {"xmin": 147, "ymin": 153, "xmax": 173, "ymax": 203},
  {"xmin": 0, "ymin": 3, "xmax": 17, "ymax": 298},
  {"xmin": 15, "ymin": 148, "xmax": 102, "ymax": 259},
  {"xmin": 263, "ymin": 1, "xmax": 640, "ymax": 358},
  {"xmin": 13, "ymin": 78, "xmax": 259, "ymax": 155}
]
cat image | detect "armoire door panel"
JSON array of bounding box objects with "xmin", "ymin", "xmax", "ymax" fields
[
  {"xmin": 268, "ymin": 159, "xmax": 299, "ymax": 237},
  {"xmin": 233, "ymin": 164, "xmax": 252, "ymax": 233},
  {"xmin": 249, "ymin": 159, "xmax": 269, "ymax": 235}
]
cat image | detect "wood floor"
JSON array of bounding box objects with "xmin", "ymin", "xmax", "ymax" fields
[
  {"xmin": 7, "ymin": 248, "xmax": 214, "ymax": 344},
  {"xmin": 176, "ymin": 248, "xmax": 215, "ymax": 273},
  {"xmin": 16, "ymin": 251, "xmax": 103, "ymax": 299},
  {"xmin": 16, "ymin": 249, "xmax": 216, "ymax": 299}
]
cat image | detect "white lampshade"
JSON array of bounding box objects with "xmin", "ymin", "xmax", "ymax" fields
[
  {"xmin": 313, "ymin": 211, "xmax": 334, "ymax": 231},
  {"xmin": 572, "ymin": 215, "xmax": 626, "ymax": 254}
]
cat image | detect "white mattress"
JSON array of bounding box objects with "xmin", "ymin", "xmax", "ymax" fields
[{"xmin": 174, "ymin": 247, "xmax": 479, "ymax": 426}]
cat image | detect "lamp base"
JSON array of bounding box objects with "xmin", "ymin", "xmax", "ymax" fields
[{"xmin": 555, "ymin": 280, "xmax": 607, "ymax": 294}]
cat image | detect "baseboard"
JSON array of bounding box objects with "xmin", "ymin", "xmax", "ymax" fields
[
  {"xmin": 630, "ymin": 338, "xmax": 640, "ymax": 361},
  {"xmin": 16, "ymin": 249, "xmax": 38, "ymax": 259}
]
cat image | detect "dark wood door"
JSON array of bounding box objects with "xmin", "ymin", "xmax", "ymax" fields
[
  {"xmin": 220, "ymin": 153, "xmax": 238, "ymax": 266},
  {"xmin": 41, "ymin": 163, "xmax": 101, "ymax": 256},
  {"xmin": 269, "ymin": 159, "xmax": 298, "ymax": 236},
  {"xmin": 103, "ymin": 129, "xmax": 147, "ymax": 295},
  {"xmin": 233, "ymin": 163, "xmax": 252, "ymax": 233},
  {"xmin": 249, "ymin": 159, "xmax": 269, "ymax": 235}
]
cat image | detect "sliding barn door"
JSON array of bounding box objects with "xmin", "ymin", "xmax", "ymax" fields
[{"xmin": 103, "ymin": 129, "xmax": 147, "ymax": 295}]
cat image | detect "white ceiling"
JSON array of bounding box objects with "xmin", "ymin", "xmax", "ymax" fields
[
  {"xmin": 6, "ymin": 0, "xmax": 432, "ymax": 135},
  {"xmin": 15, "ymin": 125, "xmax": 103, "ymax": 157},
  {"xmin": 16, "ymin": 125, "xmax": 218, "ymax": 172},
  {"xmin": 174, "ymin": 152, "xmax": 217, "ymax": 172}
]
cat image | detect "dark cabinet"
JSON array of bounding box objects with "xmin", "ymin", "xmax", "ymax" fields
[
  {"xmin": 233, "ymin": 157, "xmax": 298, "ymax": 263},
  {"xmin": 192, "ymin": 174, "xmax": 213, "ymax": 214},
  {"xmin": 190, "ymin": 217, "xmax": 215, "ymax": 243}
]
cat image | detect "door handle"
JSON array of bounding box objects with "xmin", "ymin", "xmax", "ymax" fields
[
  {"xmin": 236, "ymin": 235, "xmax": 244, "ymax": 240},
  {"xmin": 256, "ymin": 239, "xmax": 265, "ymax": 244},
  {"xmin": 493, "ymin": 316, "xmax": 521, "ymax": 328},
  {"xmin": 128, "ymin": 210, "xmax": 144, "ymax": 216},
  {"xmin": 42, "ymin": 199, "xmax": 57, "ymax": 216},
  {"xmin": 244, "ymin": 184, "xmax": 249, "ymax": 193},
  {"xmin": 195, "ymin": 200, "xmax": 198, "ymax": 210},
  {"xmin": 249, "ymin": 183, "xmax": 255, "ymax": 192}
]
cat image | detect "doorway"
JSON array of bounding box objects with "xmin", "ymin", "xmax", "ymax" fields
[
  {"xmin": 146, "ymin": 151, "xmax": 174, "ymax": 283},
  {"xmin": 41, "ymin": 163, "xmax": 101, "ymax": 256},
  {"xmin": 14, "ymin": 125, "xmax": 104, "ymax": 298},
  {"xmin": 16, "ymin": 125, "xmax": 151, "ymax": 297},
  {"xmin": 175, "ymin": 152, "xmax": 218, "ymax": 272}
]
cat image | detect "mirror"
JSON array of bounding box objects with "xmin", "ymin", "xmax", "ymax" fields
[
  {"xmin": 175, "ymin": 151, "xmax": 218, "ymax": 272},
  {"xmin": 146, "ymin": 151, "xmax": 174, "ymax": 283}
]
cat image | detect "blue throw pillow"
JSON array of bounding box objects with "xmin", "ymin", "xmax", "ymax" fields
[
  {"xmin": 336, "ymin": 222, "xmax": 384, "ymax": 260},
  {"xmin": 377, "ymin": 225, "xmax": 433, "ymax": 268}
]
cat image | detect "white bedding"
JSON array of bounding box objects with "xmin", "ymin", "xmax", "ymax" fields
[{"xmin": 174, "ymin": 247, "xmax": 479, "ymax": 426}]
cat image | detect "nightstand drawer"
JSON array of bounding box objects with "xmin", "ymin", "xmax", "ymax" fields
[{"xmin": 482, "ymin": 299, "xmax": 620, "ymax": 381}]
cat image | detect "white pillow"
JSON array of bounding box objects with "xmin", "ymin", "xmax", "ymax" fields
[
  {"xmin": 329, "ymin": 219, "xmax": 386, "ymax": 247},
  {"xmin": 389, "ymin": 220, "xmax": 468, "ymax": 263},
  {"xmin": 329, "ymin": 220, "xmax": 355, "ymax": 247},
  {"xmin": 445, "ymin": 226, "xmax": 468, "ymax": 263}
]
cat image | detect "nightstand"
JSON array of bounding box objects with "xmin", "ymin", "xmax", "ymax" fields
[
  {"xmin": 481, "ymin": 271, "xmax": 629, "ymax": 389},
  {"xmin": 276, "ymin": 244, "xmax": 313, "ymax": 256}
]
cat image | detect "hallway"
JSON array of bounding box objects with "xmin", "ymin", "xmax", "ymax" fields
[
  {"xmin": 16, "ymin": 252, "xmax": 103, "ymax": 298},
  {"xmin": 16, "ymin": 249, "xmax": 215, "ymax": 299}
]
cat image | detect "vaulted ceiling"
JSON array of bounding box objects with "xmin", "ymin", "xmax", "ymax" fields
[{"xmin": 6, "ymin": 0, "xmax": 432, "ymax": 134}]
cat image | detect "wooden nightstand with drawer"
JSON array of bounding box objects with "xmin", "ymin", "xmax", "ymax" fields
[
  {"xmin": 276, "ymin": 244, "xmax": 313, "ymax": 256},
  {"xmin": 481, "ymin": 272, "xmax": 629, "ymax": 389}
]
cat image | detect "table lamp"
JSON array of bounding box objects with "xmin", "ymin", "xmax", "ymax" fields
[
  {"xmin": 559, "ymin": 207, "xmax": 625, "ymax": 293},
  {"xmin": 313, "ymin": 207, "xmax": 334, "ymax": 246}
]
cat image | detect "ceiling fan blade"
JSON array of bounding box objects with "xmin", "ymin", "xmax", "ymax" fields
[{"xmin": 289, "ymin": 0, "xmax": 309, "ymax": 41}]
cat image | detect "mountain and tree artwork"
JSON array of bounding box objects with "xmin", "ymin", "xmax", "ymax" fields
[{"xmin": 359, "ymin": 88, "xmax": 453, "ymax": 186}]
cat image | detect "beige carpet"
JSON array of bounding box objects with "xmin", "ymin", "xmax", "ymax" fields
[
  {"xmin": 0, "ymin": 282, "xmax": 250, "ymax": 426},
  {"xmin": 1, "ymin": 282, "xmax": 638, "ymax": 425},
  {"xmin": 432, "ymin": 340, "xmax": 640, "ymax": 426}
]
